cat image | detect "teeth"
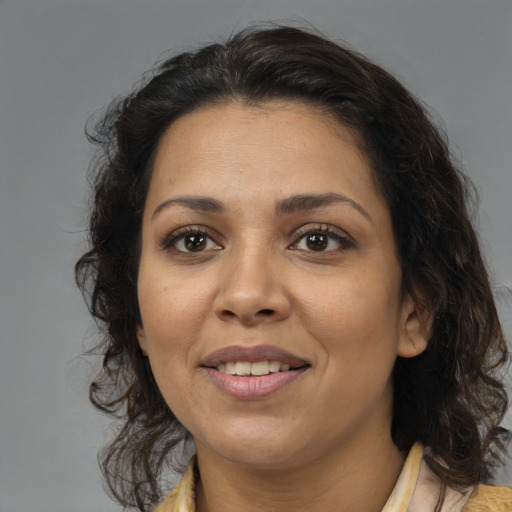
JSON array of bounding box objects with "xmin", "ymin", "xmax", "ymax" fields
[
  {"xmin": 216, "ymin": 360, "xmax": 296, "ymax": 376},
  {"xmin": 235, "ymin": 361, "xmax": 251, "ymax": 376},
  {"xmin": 225, "ymin": 361, "xmax": 236, "ymax": 375},
  {"xmin": 268, "ymin": 361, "xmax": 281, "ymax": 372},
  {"xmin": 251, "ymin": 361, "xmax": 269, "ymax": 376}
]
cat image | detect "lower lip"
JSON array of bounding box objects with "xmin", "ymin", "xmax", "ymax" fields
[{"xmin": 203, "ymin": 367, "xmax": 308, "ymax": 399}]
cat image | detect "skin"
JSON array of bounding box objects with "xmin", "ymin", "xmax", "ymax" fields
[{"xmin": 137, "ymin": 100, "xmax": 429, "ymax": 512}]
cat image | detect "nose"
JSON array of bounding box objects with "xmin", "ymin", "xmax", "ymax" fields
[{"xmin": 213, "ymin": 245, "xmax": 291, "ymax": 326}]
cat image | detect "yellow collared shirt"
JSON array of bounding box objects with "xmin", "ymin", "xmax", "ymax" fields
[{"xmin": 153, "ymin": 444, "xmax": 512, "ymax": 512}]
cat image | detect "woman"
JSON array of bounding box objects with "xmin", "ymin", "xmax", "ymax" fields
[{"xmin": 76, "ymin": 26, "xmax": 512, "ymax": 511}]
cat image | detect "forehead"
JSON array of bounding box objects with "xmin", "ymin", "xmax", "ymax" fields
[
  {"xmin": 158, "ymin": 99, "xmax": 366, "ymax": 155},
  {"xmin": 149, "ymin": 100, "xmax": 378, "ymax": 197},
  {"xmin": 154, "ymin": 100, "xmax": 367, "ymax": 174}
]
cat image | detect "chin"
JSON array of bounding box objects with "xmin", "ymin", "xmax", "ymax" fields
[
  {"xmin": 195, "ymin": 422, "xmax": 308, "ymax": 469},
  {"xmin": 218, "ymin": 444, "xmax": 301, "ymax": 469}
]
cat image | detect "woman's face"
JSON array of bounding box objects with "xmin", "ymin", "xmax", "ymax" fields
[{"xmin": 137, "ymin": 101, "xmax": 426, "ymax": 469}]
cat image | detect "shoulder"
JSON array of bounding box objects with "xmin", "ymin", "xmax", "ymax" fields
[
  {"xmin": 151, "ymin": 457, "xmax": 197, "ymax": 512},
  {"xmin": 151, "ymin": 491, "xmax": 177, "ymax": 512},
  {"xmin": 462, "ymin": 484, "xmax": 512, "ymax": 512}
]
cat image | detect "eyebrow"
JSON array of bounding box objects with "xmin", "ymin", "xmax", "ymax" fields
[
  {"xmin": 275, "ymin": 193, "xmax": 371, "ymax": 221},
  {"xmin": 152, "ymin": 196, "xmax": 225, "ymax": 219},
  {"xmin": 152, "ymin": 193, "xmax": 371, "ymax": 222}
]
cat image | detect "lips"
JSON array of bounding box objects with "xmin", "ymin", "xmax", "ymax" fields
[
  {"xmin": 200, "ymin": 345, "xmax": 310, "ymax": 399},
  {"xmin": 201, "ymin": 345, "xmax": 309, "ymax": 368}
]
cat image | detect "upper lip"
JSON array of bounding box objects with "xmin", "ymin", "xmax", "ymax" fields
[{"xmin": 200, "ymin": 345, "xmax": 310, "ymax": 368}]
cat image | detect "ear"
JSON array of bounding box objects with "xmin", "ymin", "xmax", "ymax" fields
[
  {"xmin": 136, "ymin": 324, "xmax": 148, "ymax": 356},
  {"xmin": 397, "ymin": 292, "xmax": 431, "ymax": 358}
]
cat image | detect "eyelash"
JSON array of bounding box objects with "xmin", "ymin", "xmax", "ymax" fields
[
  {"xmin": 290, "ymin": 224, "xmax": 354, "ymax": 253},
  {"xmin": 161, "ymin": 226, "xmax": 222, "ymax": 253},
  {"xmin": 161, "ymin": 224, "xmax": 354, "ymax": 254}
]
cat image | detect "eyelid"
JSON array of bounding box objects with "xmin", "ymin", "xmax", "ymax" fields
[
  {"xmin": 289, "ymin": 223, "xmax": 355, "ymax": 251},
  {"xmin": 160, "ymin": 225, "xmax": 223, "ymax": 252}
]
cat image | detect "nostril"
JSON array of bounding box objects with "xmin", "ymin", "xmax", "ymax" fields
[{"xmin": 258, "ymin": 309, "xmax": 275, "ymax": 316}]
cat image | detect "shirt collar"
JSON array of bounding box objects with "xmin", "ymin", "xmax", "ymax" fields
[{"xmin": 154, "ymin": 443, "xmax": 472, "ymax": 512}]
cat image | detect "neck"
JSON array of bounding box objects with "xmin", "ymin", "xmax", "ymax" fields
[{"xmin": 195, "ymin": 434, "xmax": 406, "ymax": 512}]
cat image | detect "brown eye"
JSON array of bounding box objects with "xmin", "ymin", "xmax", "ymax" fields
[
  {"xmin": 163, "ymin": 228, "xmax": 222, "ymax": 254},
  {"xmin": 291, "ymin": 226, "xmax": 353, "ymax": 253},
  {"xmin": 306, "ymin": 233, "xmax": 328, "ymax": 251},
  {"xmin": 185, "ymin": 234, "xmax": 206, "ymax": 251},
  {"xmin": 162, "ymin": 227, "xmax": 222, "ymax": 254}
]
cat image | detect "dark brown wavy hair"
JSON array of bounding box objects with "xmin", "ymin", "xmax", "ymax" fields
[{"xmin": 75, "ymin": 25, "xmax": 509, "ymax": 510}]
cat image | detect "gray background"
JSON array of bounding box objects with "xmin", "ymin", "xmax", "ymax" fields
[{"xmin": 1, "ymin": 1, "xmax": 511, "ymax": 511}]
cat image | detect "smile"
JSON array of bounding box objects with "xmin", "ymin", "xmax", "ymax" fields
[
  {"xmin": 217, "ymin": 360, "xmax": 295, "ymax": 376},
  {"xmin": 201, "ymin": 345, "xmax": 310, "ymax": 399}
]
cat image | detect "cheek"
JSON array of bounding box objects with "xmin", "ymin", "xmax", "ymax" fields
[
  {"xmin": 136, "ymin": 269, "xmax": 218, "ymax": 409},
  {"xmin": 296, "ymin": 270, "xmax": 402, "ymax": 366},
  {"xmin": 138, "ymin": 268, "xmax": 213, "ymax": 341},
  {"xmin": 300, "ymin": 276, "xmax": 401, "ymax": 419},
  {"xmin": 137, "ymin": 279, "xmax": 201, "ymax": 412}
]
